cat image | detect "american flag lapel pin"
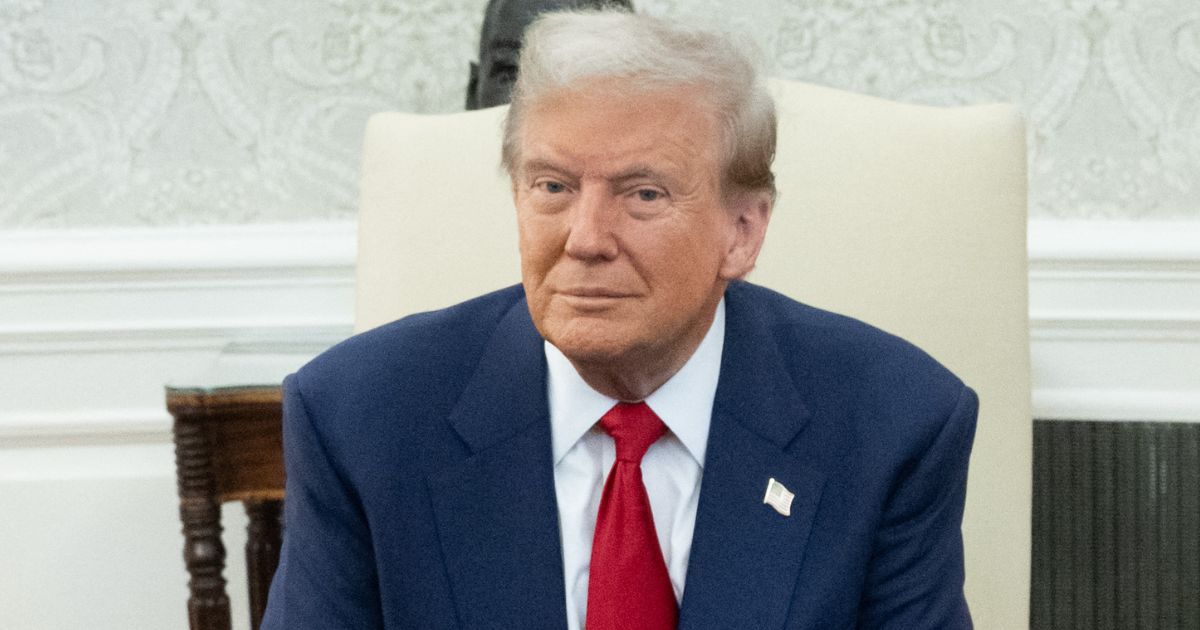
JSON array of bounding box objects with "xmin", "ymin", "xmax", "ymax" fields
[{"xmin": 763, "ymin": 477, "xmax": 794, "ymax": 517}]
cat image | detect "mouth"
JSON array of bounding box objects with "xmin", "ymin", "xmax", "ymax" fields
[
  {"xmin": 560, "ymin": 288, "xmax": 634, "ymax": 299},
  {"xmin": 556, "ymin": 288, "xmax": 636, "ymax": 310}
]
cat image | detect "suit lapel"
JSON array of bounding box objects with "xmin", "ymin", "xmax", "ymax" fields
[
  {"xmin": 679, "ymin": 285, "xmax": 832, "ymax": 630},
  {"xmin": 427, "ymin": 298, "xmax": 568, "ymax": 630}
]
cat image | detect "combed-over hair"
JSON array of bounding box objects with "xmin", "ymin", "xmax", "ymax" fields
[{"xmin": 500, "ymin": 10, "xmax": 777, "ymax": 200}]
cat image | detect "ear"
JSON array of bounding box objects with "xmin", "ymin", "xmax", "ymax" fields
[
  {"xmin": 465, "ymin": 62, "xmax": 480, "ymax": 110},
  {"xmin": 718, "ymin": 191, "xmax": 772, "ymax": 281}
]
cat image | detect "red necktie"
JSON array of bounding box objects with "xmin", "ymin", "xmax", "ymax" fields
[{"xmin": 586, "ymin": 402, "xmax": 678, "ymax": 630}]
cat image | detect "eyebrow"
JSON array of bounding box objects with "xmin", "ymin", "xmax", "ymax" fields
[
  {"xmin": 609, "ymin": 166, "xmax": 665, "ymax": 185},
  {"xmin": 521, "ymin": 161, "xmax": 670, "ymax": 186},
  {"xmin": 520, "ymin": 159, "xmax": 577, "ymax": 179}
]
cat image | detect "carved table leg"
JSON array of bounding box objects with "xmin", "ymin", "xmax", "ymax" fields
[
  {"xmin": 245, "ymin": 499, "xmax": 283, "ymax": 630},
  {"xmin": 174, "ymin": 415, "xmax": 232, "ymax": 630}
]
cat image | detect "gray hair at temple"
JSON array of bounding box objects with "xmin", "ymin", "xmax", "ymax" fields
[{"xmin": 500, "ymin": 10, "xmax": 777, "ymax": 200}]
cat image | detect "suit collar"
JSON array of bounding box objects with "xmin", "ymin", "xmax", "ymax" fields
[
  {"xmin": 712, "ymin": 282, "xmax": 814, "ymax": 447},
  {"xmin": 679, "ymin": 282, "xmax": 830, "ymax": 630},
  {"xmin": 446, "ymin": 297, "xmax": 548, "ymax": 454},
  {"xmin": 430, "ymin": 296, "xmax": 569, "ymax": 629}
]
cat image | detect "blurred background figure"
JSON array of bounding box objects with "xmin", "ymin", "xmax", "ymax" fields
[{"xmin": 466, "ymin": 0, "xmax": 634, "ymax": 110}]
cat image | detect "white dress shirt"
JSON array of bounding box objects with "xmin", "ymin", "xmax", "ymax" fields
[{"xmin": 546, "ymin": 300, "xmax": 725, "ymax": 630}]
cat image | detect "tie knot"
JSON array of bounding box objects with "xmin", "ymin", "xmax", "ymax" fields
[{"xmin": 600, "ymin": 402, "xmax": 667, "ymax": 463}]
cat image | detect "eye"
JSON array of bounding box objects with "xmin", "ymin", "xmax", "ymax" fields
[
  {"xmin": 539, "ymin": 181, "xmax": 567, "ymax": 194},
  {"xmin": 624, "ymin": 186, "xmax": 670, "ymax": 219}
]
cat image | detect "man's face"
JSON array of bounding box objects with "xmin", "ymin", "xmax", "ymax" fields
[{"xmin": 514, "ymin": 81, "xmax": 767, "ymax": 373}]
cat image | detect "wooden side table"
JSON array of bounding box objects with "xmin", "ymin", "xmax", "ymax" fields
[{"xmin": 166, "ymin": 344, "xmax": 325, "ymax": 630}]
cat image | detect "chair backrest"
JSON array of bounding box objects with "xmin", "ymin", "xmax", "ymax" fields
[{"xmin": 355, "ymin": 77, "xmax": 1031, "ymax": 629}]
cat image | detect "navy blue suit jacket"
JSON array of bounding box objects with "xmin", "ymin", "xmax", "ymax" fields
[{"xmin": 262, "ymin": 281, "xmax": 977, "ymax": 629}]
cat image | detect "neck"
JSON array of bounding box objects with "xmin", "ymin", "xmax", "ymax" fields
[{"xmin": 569, "ymin": 354, "xmax": 689, "ymax": 402}]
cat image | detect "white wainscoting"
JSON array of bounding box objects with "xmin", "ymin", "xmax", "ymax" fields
[
  {"xmin": 1028, "ymin": 219, "xmax": 1200, "ymax": 422},
  {"xmin": 0, "ymin": 219, "xmax": 1196, "ymax": 629},
  {"xmin": 0, "ymin": 223, "xmax": 356, "ymax": 630}
]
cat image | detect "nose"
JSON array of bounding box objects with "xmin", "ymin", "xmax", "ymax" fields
[{"xmin": 563, "ymin": 185, "xmax": 619, "ymax": 262}]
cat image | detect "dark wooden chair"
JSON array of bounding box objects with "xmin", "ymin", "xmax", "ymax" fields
[{"xmin": 168, "ymin": 385, "xmax": 286, "ymax": 630}]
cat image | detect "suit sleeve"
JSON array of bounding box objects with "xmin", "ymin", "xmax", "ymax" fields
[
  {"xmin": 857, "ymin": 385, "xmax": 979, "ymax": 629},
  {"xmin": 261, "ymin": 373, "xmax": 385, "ymax": 630}
]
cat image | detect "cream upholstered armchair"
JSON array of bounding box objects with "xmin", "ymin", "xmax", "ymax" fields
[{"xmin": 354, "ymin": 78, "xmax": 1031, "ymax": 629}]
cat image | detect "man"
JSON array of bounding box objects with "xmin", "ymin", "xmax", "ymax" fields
[
  {"xmin": 264, "ymin": 9, "xmax": 977, "ymax": 630},
  {"xmin": 466, "ymin": 0, "xmax": 634, "ymax": 110}
]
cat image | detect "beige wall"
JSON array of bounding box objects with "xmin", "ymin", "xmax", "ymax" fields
[{"xmin": 0, "ymin": 0, "xmax": 1198, "ymax": 228}]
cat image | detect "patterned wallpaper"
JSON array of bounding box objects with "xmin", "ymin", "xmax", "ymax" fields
[{"xmin": 0, "ymin": 0, "xmax": 1197, "ymax": 227}]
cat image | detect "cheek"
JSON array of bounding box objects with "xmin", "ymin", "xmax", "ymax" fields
[
  {"xmin": 517, "ymin": 212, "xmax": 564, "ymax": 282},
  {"xmin": 661, "ymin": 214, "xmax": 727, "ymax": 264},
  {"xmin": 646, "ymin": 221, "xmax": 730, "ymax": 301}
]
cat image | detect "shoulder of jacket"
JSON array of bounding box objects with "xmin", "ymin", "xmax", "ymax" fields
[
  {"xmin": 294, "ymin": 284, "xmax": 526, "ymax": 398},
  {"xmin": 730, "ymin": 281, "xmax": 966, "ymax": 425}
]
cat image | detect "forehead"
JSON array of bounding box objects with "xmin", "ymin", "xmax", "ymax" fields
[{"xmin": 519, "ymin": 82, "xmax": 721, "ymax": 175}]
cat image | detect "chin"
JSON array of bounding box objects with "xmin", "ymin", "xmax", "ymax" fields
[
  {"xmin": 548, "ymin": 334, "xmax": 629, "ymax": 366},
  {"xmin": 542, "ymin": 322, "xmax": 639, "ymax": 367}
]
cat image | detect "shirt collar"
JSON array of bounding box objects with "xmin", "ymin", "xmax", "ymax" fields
[{"xmin": 545, "ymin": 298, "xmax": 725, "ymax": 468}]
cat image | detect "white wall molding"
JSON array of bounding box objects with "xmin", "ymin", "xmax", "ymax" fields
[
  {"xmin": 0, "ymin": 222, "xmax": 357, "ymax": 278},
  {"xmin": 0, "ymin": 223, "xmax": 358, "ymax": 335},
  {"xmin": 1031, "ymin": 315, "xmax": 1200, "ymax": 341},
  {"xmin": 0, "ymin": 222, "xmax": 358, "ymax": 451},
  {"xmin": 1032, "ymin": 389, "xmax": 1200, "ymax": 424},
  {"xmin": 0, "ymin": 321, "xmax": 352, "ymax": 355},
  {"xmin": 1027, "ymin": 219, "xmax": 1200, "ymax": 266},
  {"xmin": 1028, "ymin": 219, "xmax": 1200, "ymax": 422},
  {"xmin": 0, "ymin": 408, "xmax": 173, "ymax": 447}
]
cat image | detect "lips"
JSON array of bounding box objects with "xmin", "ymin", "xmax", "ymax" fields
[{"xmin": 559, "ymin": 288, "xmax": 634, "ymax": 299}]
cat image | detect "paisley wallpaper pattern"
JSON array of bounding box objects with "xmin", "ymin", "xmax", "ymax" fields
[{"xmin": 0, "ymin": 0, "xmax": 1197, "ymax": 227}]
